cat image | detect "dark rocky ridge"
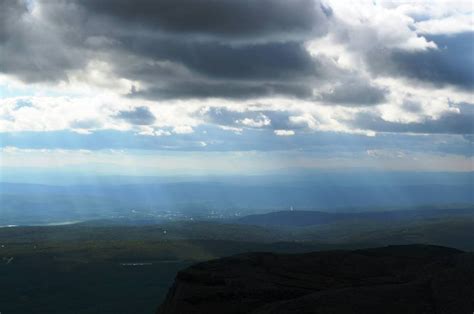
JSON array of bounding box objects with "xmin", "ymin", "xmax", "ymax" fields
[{"xmin": 157, "ymin": 245, "xmax": 473, "ymax": 314}]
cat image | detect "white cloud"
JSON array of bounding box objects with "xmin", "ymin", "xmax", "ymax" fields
[
  {"xmin": 415, "ymin": 14, "xmax": 473, "ymax": 35},
  {"xmin": 324, "ymin": 0, "xmax": 437, "ymax": 52},
  {"xmin": 173, "ymin": 125, "xmax": 194, "ymax": 134},
  {"xmin": 274, "ymin": 130, "xmax": 295, "ymax": 136},
  {"xmin": 137, "ymin": 126, "xmax": 172, "ymax": 137},
  {"xmin": 237, "ymin": 114, "xmax": 271, "ymax": 128}
]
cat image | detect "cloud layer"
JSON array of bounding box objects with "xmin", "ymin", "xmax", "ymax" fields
[{"xmin": 0, "ymin": 0, "xmax": 473, "ymax": 171}]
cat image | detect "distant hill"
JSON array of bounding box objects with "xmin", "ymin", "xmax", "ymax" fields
[{"xmin": 236, "ymin": 208, "xmax": 474, "ymax": 227}]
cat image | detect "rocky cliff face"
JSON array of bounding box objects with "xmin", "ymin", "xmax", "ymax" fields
[{"xmin": 157, "ymin": 245, "xmax": 473, "ymax": 314}]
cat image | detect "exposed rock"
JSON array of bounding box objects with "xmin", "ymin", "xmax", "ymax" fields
[{"xmin": 157, "ymin": 245, "xmax": 473, "ymax": 314}]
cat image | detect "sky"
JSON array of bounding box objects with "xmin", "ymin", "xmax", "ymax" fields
[{"xmin": 0, "ymin": 0, "xmax": 473, "ymax": 177}]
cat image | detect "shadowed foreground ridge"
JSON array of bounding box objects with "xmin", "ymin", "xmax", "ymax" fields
[{"xmin": 157, "ymin": 245, "xmax": 473, "ymax": 314}]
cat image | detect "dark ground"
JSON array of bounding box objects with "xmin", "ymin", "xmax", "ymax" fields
[{"xmin": 158, "ymin": 245, "xmax": 474, "ymax": 314}]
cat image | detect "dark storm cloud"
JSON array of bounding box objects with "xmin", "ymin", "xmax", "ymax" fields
[
  {"xmin": 351, "ymin": 104, "xmax": 474, "ymax": 135},
  {"xmin": 129, "ymin": 81, "xmax": 314, "ymax": 100},
  {"xmin": 319, "ymin": 80, "xmax": 387, "ymax": 106},
  {"xmin": 0, "ymin": 0, "xmax": 371, "ymax": 104},
  {"xmin": 0, "ymin": 0, "xmax": 25, "ymax": 42},
  {"xmin": 0, "ymin": 0, "xmax": 336, "ymax": 99},
  {"xmin": 117, "ymin": 38, "xmax": 343, "ymax": 99},
  {"xmin": 74, "ymin": 0, "xmax": 328, "ymax": 40},
  {"xmin": 115, "ymin": 107, "xmax": 156, "ymax": 125},
  {"xmin": 0, "ymin": 0, "xmax": 88, "ymax": 82},
  {"xmin": 2, "ymin": 0, "xmax": 471, "ymax": 108},
  {"xmin": 118, "ymin": 40, "xmax": 320, "ymax": 80},
  {"xmin": 102, "ymin": 34, "xmax": 336, "ymax": 100},
  {"xmin": 368, "ymin": 33, "xmax": 474, "ymax": 90}
]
